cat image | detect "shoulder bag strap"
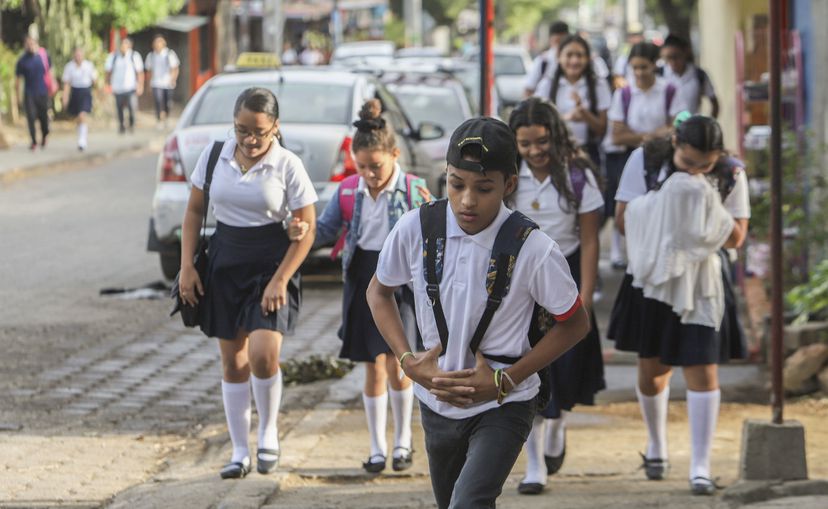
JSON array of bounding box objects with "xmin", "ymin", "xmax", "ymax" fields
[
  {"xmin": 199, "ymin": 141, "xmax": 224, "ymax": 246},
  {"xmin": 420, "ymin": 199, "xmax": 449, "ymax": 356}
]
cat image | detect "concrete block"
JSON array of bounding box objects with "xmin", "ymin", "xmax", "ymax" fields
[
  {"xmin": 783, "ymin": 343, "xmax": 828, "ymax": 394},
  {"xmin": 740, "ymin": 419, "xmax": 808, "ymax": 481},
  {"xmin": 784, "ymin": 321, "xmax": 828, "ymax": 354}
]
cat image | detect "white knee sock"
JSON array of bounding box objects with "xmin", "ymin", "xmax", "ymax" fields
[
  {"xmin": 544, "ymin": 411, "xmax": 568, "ymax": 457},
  {"xmin": 522, "ymin": 415, "xmax": 547, "ymax": 484},
  {"xmin": 388, "ymin": 385, "xmax": 413, "ymax": 457},
  {"xmin": 611, "ymin": 228, "xmax": 626, "ymax": 263},
  {"xmin": 363, "ymin": 392, "xmax": 388, "ymax": 458},
  {"xmin": 221, "ymin": 380, "xmax": 251, "ymax": 463},
  {"xmin": 687, "ymin": 388, "xmax": 720, "ymax": 480},
  {"xmin": 79, "ymin": 123, "xmax": 88, "ymax": 148},
  {"xmin": 251, "ymin": 371, "xmax": 282, "ymax": 452},
  {"xmin": 636, "ymin": 385, "xmax": 670, "ymax": 460}
]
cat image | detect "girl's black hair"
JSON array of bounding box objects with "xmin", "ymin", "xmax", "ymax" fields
[
  {"xmin": 351, "ymin": 98, "xmax": 397, "ymax": 153},
  {"xmin": 233, "ymin": 87, "xmax": 283, "ymax": 144},
  {"xmin": 508, "ymin": 97, "xmax": 599, "ymax": 213},
  {"xmin": 550, "ymin": 35, "xmax": 599, "ymax": 122},
  {"xmin": 628, "ymin": 41, "xmax": 660, "ymax": 63}
]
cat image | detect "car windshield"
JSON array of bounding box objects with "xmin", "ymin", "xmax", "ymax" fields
[
  {"xmin": 190, "ymin": 81, "xmax": 353, "ymax": 126},
  {"xmin": 468, "ymin": 53, "xmax": 526, "ymax": 75},
  {"xmin": 387, "ymin": 84, "xmax": 465, "ymax": 133}
]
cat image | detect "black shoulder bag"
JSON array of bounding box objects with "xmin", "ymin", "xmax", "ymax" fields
[{"xmin": 170, "ymin": 141, "xmax": 224, "ymax": 327}]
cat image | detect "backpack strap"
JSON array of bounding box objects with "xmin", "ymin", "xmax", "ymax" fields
[
  {"xmin": 621, "ymin": 86, "xmax": 632, "ymax": 124},
  {"xmin": 199, "ymin": 141, "xmax": 224, "ymax": 244},
  {"xmin": 420, "ymin": 199, "xmax": 449, "ymax": 355},
  {"xmin": 665, "ymin": 83, "xmax": 677, "ymax": 118},
  {"xmin": 404, "ymin": 173, "xmax": 427, "ymax": 209},
  {"xmin": 569, "ymin": 163, "xmax": 587, "ymax": 207},
  {"xmin": 468, "ymin": 211, "xmax": 538, "ymax": 356},
  {"xmin": 641, "ymin": 145, "xmax": 666, "ymax": 192},
  {"xmin": 330, "ymin": 174, "xmax": 360, "ymax": 259}
]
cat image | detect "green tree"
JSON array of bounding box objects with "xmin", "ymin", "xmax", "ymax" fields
[{"xmin": 646, "ymin": 0, "xmax": 696, "ymax": 39}]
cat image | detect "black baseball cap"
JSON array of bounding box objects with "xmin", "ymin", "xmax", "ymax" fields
[{"xmin": 446, "ymin": 117, "xmax": 517, "ymax": 176}]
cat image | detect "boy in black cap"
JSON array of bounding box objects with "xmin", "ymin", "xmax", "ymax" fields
[{"xmin": 367, "ymin": 117, "xmax": 590, "ymax": 508}]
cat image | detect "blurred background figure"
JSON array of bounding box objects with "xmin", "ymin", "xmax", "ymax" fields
[
  {"xmin": 145, "ymin": 34, "xmax": 180, "ymax": 130},
  {"xmin": 61, "ymin": 46, "xmax": 98, "ymax": 151}
]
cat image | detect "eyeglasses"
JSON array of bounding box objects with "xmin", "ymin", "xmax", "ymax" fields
[{"xmin": 232, "ymin": 122, "xmax": 276, "ymax": 142}]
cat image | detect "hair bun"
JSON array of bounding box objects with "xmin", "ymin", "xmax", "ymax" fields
[
  {"xmin": 353, "ymin": 117, "xmax": 386, "ymax": 132},
  {"xmin": 358, "ymin": 99, "xmax": 382, "ymax": 121}
]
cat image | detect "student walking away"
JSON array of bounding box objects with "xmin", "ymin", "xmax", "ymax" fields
[
  {"xmin": 366, "ymin": 117, "xmax": 591, "ymax": 509},
  {"xmin": 524, "ymin": 21, "xmax": 570, "ymax": 98},
  {"xmin": 15, "ymin": 35, "xmax": 56, "ymax": 150},
  {"xmin": 608, "ymin": 115, "xmax": 750, "ymax": 496},
  {"xmin": 534, "ymin": 35, "xmax": 611, "ymax": 167},
  {"xmin": 508, "ymin": 98, "xmax": 606, "ymax": 495},
  {"xmin": 105, "ymin": 37, "xmax": 144, "ymax": 134},
  {"xmin": 145, "ymin": 34, "xmax": 180, "ymax": 130},
  {"xmin": 659, "ymin": 34, "xmax": 719, "ymax": 118},
  {"xmin": 603, "ymin": 41, "xmax": 686, "ymax": 270},
  {"xmin": 288, "ymin": 99, "xmax": 431, "ymax": 473},
  {"xmin": 62, "ymin": 47, "xmax": 98, "ymax": 151},
  {"xmin": 177, "ymin": 88, "xmax": 318, "ymax": 479}
]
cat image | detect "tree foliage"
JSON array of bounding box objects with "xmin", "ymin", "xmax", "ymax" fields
[{"xmin": 646, "ymin": 0, "xmax": 696, "ymax": 39}]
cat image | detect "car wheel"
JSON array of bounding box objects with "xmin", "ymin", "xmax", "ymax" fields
[{"xmin": 160, "ymin": 247, "xmax": 181, "ymax": 281}]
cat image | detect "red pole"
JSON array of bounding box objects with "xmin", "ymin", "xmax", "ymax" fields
[
  {"xmin": 479, "ymin": 0, "xmax": 494, "ymax": 116},
  {"xmin": 769, "ymin": 0, "xmax": 784, "ymax": 424}
]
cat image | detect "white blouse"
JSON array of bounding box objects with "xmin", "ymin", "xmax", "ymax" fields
[{"xmin": 62, "ymin": 60, "xmax": 97, "ymax": 88}]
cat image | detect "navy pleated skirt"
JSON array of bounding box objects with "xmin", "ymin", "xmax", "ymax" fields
[
  {"xmin": 67, "ymin": 87, "xmax": 92, "ymax": 116},
  {"xmin": 199, "ymin": 222, "xmax": 300, "ymax": 340},
  {"xmin": 536, "ymin": 248, "xmax": 606, "ymax": 419},
  {"xmin": 339, "ymin": 247, "xmax": 419, "ymax": 362},
  {"xmin": 607, "ymin": 250, "xmax": 747, "ymax": 366}
]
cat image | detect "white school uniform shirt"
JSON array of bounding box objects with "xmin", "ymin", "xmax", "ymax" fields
[
  {"xmin": 62, "ymin": 60, "xmax": 97, "ymax": 88},
  {"xmin": 524, "ymin": 48, "xmax": 557, "ymax": 92},
  {"xmin": 534, "ymin": 76, "xmax": 612, "ymax": 147},
  {"xmin": 104, "ymin": 50, "xmax": 144, "ymax": 94},
  {"xmin": 357, "ymin": 164, "xmax": 400, "ymax": 251},
  {"xmin": 190, "ymin": 138, "xmax": 318, "ymax": 226},
  {"xmin": 376, "ymin": 202, "xmax": 581, "ymax": 420},
  {"xmin": 602, "ymin": 78, "xmax": 687, "ymax": 154},
  {"xmin": 615, "ymin": 147, "xmax": 751, "ymax": 219},
  {"xmin": 662, "ymin": 63, "xmax": 716, "ymax": 115},
  {"xmin": 145, "ymin": 48, "xmax": 180, "ymax": 89},
  {"xmin": 514, "ymin": 161, "xmax": 605, "ymax": 256}
]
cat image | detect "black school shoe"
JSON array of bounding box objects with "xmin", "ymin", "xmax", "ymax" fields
[
  {"xmin": 517, "ymin": 482, "xmax": 545, "ymax": 495},
  {"xmin": 256, "ymin": 448, "xmax": 280, "ymax": 474},
  {"xmin": 362, "ymin": 454, "xmax": 386, "ymax": 474},
  {"xmin": 639, "ymin": 453, "xmax": 669, "ymax": 480},
  {"xmin": 392, "ymin": 447, "xmax": 413, "ymax": 472},
  {"xmin": 544, "ymin": 431, "xmax": 566, "ymax": 475},
  {"xmin": 689, "ymin": 476, "xmax": 719, "ymax": 495},
  {"xmin": 220, "ymin": 457, "xmax": 251, "ymax": 479}
]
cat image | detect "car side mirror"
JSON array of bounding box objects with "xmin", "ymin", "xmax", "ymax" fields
[{"xmin": 417, "ymin": 121, "xmax": 445, "ymax": 141}]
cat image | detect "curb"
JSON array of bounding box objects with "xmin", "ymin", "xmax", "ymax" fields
[{"xmin": 719, "ymin": 479, "xmax": 828, "ymax": 507}]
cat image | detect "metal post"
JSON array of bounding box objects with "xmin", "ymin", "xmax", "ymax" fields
[
  {"xmin": 769, "ymin": 0, "xmax": 784, "ymax": 425},
  {"xmin": 479, "ymin": 0, "xmax": 494, "ymax": 116}
]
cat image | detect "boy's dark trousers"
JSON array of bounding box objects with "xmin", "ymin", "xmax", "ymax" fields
[
  {"xmin": 114, "ymin": 91, "xmax": 136, "ymax": 132},
  {"xmin": 24, "ymin": 93, "xmax": 50, "ymax": 145},
  {"xmin": 420, "ymin": 398, "xmax": 536, "ymax": 509}
]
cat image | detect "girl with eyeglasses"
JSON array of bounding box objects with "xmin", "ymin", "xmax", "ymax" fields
[
  {"xmin": 178, "ymin": 87, "xmax": 318, "ymax": 479},
  {"xmin": 608, "ymin": 115, "xmax": 750, "ymax": 496}
]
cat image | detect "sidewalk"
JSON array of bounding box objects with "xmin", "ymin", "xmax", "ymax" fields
[{"xmin": 0, "ymin": 112, "xmax": 169, "ymax": 182}]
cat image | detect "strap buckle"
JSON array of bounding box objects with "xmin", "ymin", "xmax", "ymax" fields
[
  {"xmin": 485, "ymin": 295, "xmax": 502, "ymax": 310},
  {"xmin": 426, "ymin": 283, "xmax": 440, "ymax": 305}
]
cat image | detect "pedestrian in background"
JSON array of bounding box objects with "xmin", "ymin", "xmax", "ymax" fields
[
  {"xmin": 145, "ymin": 34, "xmax": 180, "ymax": 130},
  {"xmin": 609, "ymin": 115, "xmax": 750, "ymax": 496},
  {"xmin": 299, "ymin": 44, "xmax": 323, "ymax": 66},
  {"xmin": 289, "ymin": 99, "xmax": 430, "ymax": 474},
  {"xmin": 508, "ymin": 98, "xmax": 606, "ymax": 495},
  {"xmin": 524, "ymin": 21, "xmax": 570, "ymax": 97},
  {"xmin": 281, "ymin": 41, "xmax": 298, "ymax": 65},
  {"xmin": 178, "ymin": 87, "xmax": 317, "ymax": 479},
  {"xmin": 659, "ymin": 34, "xmax": 719, "ymax": 118},
  {"xmin": 603, "ymin": 41, "xmax": 685, "ymax": 270},
  {"xmin": 15, "ymin": 35, "xmax": 55, "ymax": 150},
  {"xmin": 105, "ymin": 37, "xmax": 144, "ymax": 134},
  {"xmin": 61, "ymin": 46, "xmax": 97, "ymax": 151}
]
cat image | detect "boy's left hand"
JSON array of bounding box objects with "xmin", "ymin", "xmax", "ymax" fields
[
  {"xmin": 287, "ymin": 217, "xmax": 310, "ymax": 241},
  {"xmin": 430, "ymin": 351, "xmax": 499, "ymax": 407}
]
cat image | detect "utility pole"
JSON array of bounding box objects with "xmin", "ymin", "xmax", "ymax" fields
[
  {"xmin": 479, "ymin": 0, "xmax": 494, "ymax": 116},
  {"xmin": 404, "ymin": 0, "xmax": 423, "ymax": 47}
]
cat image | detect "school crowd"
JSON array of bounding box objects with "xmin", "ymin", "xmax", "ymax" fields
[
  {"xmin": 14, "ymin": 33, "xmax": 180, "ymax": 152},
  {"xmin": 170, "ymin": 22, "xmax": 748, "ymax": 509}
]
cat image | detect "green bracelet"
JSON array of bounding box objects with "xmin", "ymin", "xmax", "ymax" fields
[
  {"xmin": 399, "ymin": 351, "xmax": 415, "ymax": 368},
  {"xmin": 494, "ymin": 368, "xmax": 502, "ymax": 388}
]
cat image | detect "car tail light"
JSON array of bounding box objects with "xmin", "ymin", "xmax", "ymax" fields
[
  {"xmin": 330, "ymin": 136, "xmax": 357, "ymax": 182},
  {"xmin": 160, "ymin": 136, "xmax": 187, "ymax": 182}
]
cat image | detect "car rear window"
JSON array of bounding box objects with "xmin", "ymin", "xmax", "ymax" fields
[
  {"xmin": 190, "ymin": 81, "xmax": 353, "ymax": 126},
  {"xmin": 468, "ymin": 53, "xmax": 526, "ymax": 75},
  {"xmin": 387, "ymin": 84, "xmax": 466, "ymax": 134}
]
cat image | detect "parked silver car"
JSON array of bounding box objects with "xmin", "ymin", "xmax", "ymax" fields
[
  {"xmin": 147, "ymin": 67, "xmax": 439, "ymax": 279},
  {"xmin": 464, "ymin": 45, "xmax": 532, "ymax": 112}
]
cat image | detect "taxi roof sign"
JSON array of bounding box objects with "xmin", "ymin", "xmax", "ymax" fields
[{"xmin": 235, "ymin": 52, "xmax": 281, "ymax": 69}]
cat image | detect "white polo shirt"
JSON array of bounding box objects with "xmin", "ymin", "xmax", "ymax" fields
[
  {"xmin": 357, "ymin": 164, "xmax": 400, "ymax": 251},
  {"xmin": 514, "ymin": 161, "xmax": 604, "ymax": 256},
  {"xmin": 534, "ymin": 76, "xmax": 612, "ymax": 147},
  {"xmin": 190, "ymin": 139, "xmax": 318, "ymax": 226},
  {"xmin": 105, "ymin": 50, "xmax": 144, "ymax": 94},
  {"xmin": 615, "ymin": 147, "xmax": 751, "ymax": 219},
  {"xmin": 376, "ymin": 202, "xmax": 581, "ymax": 420},
  {"xmin": 524, "ymin": 49, "xmax": 557, "ymax": 92},
  {"xmin": 145, "ymin": 48, "xmax": 180, "ymax": 89},
  {"xmin": 662, "ymin": 63, "xmax": 716, "ymax": 115},
  {"xmin": 603, "ymin": 79, "xmax": 687, "ymax": 153},
  {"xmin": 62, "ymin": 60, "xmax": 97, "ymax": 88}
]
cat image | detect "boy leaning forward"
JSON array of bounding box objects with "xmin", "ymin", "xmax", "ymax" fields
[{"xmin": 367, "ymin": 117, "xmax": 591, "ymax": 509}]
